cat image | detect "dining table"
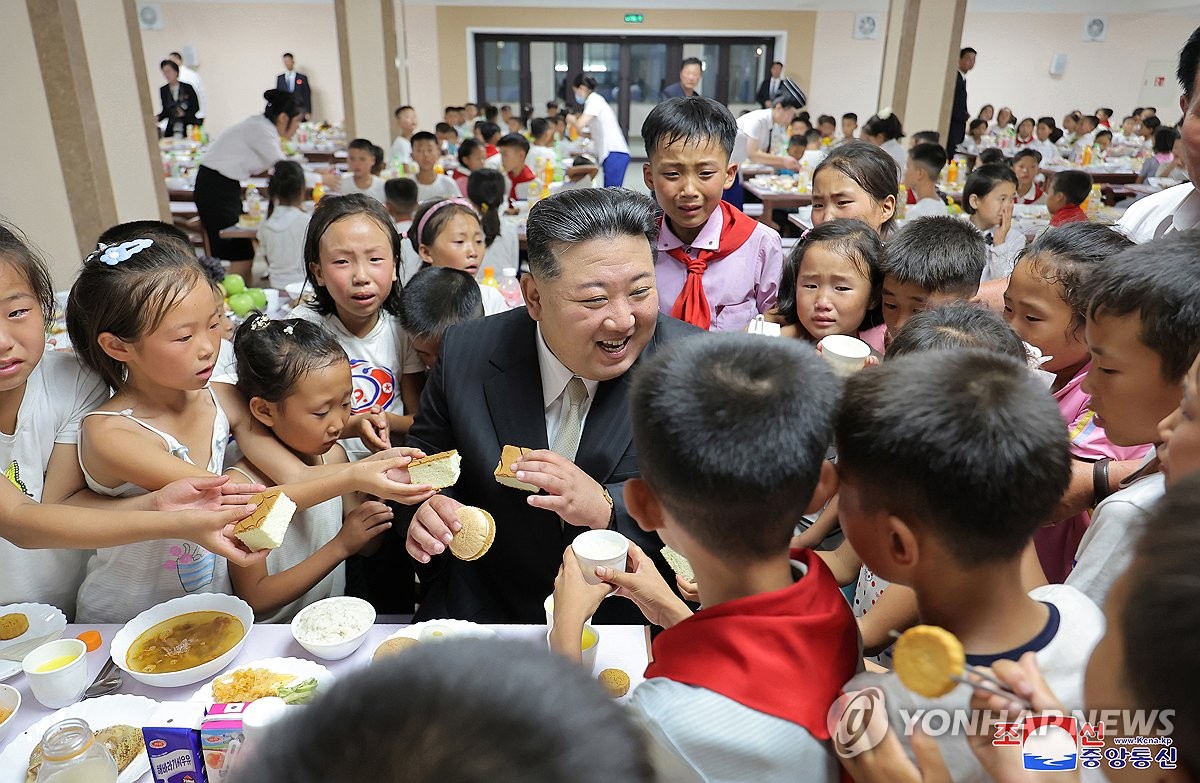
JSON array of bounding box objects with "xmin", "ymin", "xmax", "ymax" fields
[{"xmin": 0, "ymin": 621, "xmax": 652, "ymax": 780}]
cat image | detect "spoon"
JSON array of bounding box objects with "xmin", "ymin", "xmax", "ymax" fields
[{"xmin": 82, "ymin": 657, "xmax": 123, "ymax": 700}]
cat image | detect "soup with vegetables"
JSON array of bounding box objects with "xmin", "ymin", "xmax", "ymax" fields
[{"xmin": 126, "ymin": 611, "xmax": 243, "ymax": 673}]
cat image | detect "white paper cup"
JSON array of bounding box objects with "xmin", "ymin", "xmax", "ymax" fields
[
  {"xmin": 545, "ymin": 623, "xmax": 600, "ymax": 674},
  {"xmin": 818, "ymin": 335, "xmax": 871, "ymax": 378},
  {"xmin": 572, "ymin": 530, "xmax": 629, "ymax": 585},
  {"xmin": 545, "ymin": 594, "xmax": 597, "ymax": 631},
  {"xmin": 22, "ymin": 639, "xmax": 88, "ymax": 708}
]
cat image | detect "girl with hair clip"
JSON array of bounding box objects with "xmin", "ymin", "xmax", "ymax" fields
[
  {"xmin": 194, "ymin": 89, "xmax": 303, "ymax": 279},
  {"xmin": 861, "ymin": 108, "xmax": 908, "ymax": 172},
  {"xmin": 466, "ymin": 169, "xmax": 520, "ymax": 279},
  {"xmin": 228, "ymin": 315, "xmax": 396, "ymax": 622},
  {"xmin": 770, "ymin": 218, "xmax": 886, "ymax": 353},
  {"xmin": 65, "ymin": 236, "xmax": 435, "ymax": 622},
  {"xmin": 293, "ymin": 194, "xmax": 427, "ymax": 458},
  {"xmin": 409, "ymin": 197, "xmax": 510, "ymax": 315},
  {"xmin": 254, "ymin": 159, "xmax": 311, "ymax": 292},
  {"xmin": 809, "ymin": 141, "xmax": 899, "ymax": 237}
]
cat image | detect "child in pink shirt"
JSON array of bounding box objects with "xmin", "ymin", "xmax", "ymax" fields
[
  {"xmin": 642, "ymin": 97, "xmax": 782, "ymax": 332},
  {"xmin": 1003, "ymin": 222, "xmax": 1151, "ymax": 582}
]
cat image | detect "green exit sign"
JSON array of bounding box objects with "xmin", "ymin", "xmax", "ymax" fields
[{"xmin": 624, "ymin": 13, "xmax": 644, "ymax": 23}]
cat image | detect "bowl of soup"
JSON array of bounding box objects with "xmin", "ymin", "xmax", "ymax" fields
[{"xmin": 110, "ymin": 593, "xmax": 254, "ymax": 687}]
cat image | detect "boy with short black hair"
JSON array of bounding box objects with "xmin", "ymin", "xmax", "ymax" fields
[
  {"xmin": 397, "ymin": 267, "xmax": 485, "ymax": 369},
  {"xmin": 837, "ymin": 349, "xmax": 1103, "ymax": 781},
  {"xmin": 475, "ymin": 121, "xmax": 503, "ymax": 168},
  {"xmin": 1066, "ymin": 232, "xmax": 1200, "ymax": 604},
  {"xmin": 384, "ymin": 177, "xmax": 422, "ymax": 284},
  {"xmin": 1047, "ymin": 169, "xmax": 1092, "ymax": 226},
  {"xmin": 497, "ymin": 132, "xmax": 535, "ymax": 206},
  {"xmin": 1012, "ymin": 147, "xmax": 1044, "ymax": 204},
  {"xmin": 839, "ymin": 112, "xmax": 858, "ymax": 143},
  {"xmin": 551, "ymin": 334, "xmax": 858, "ymax": 782},
  {"xmin": 908, "ymin": 129, "xmax": 939, "ymax": 149},
  {"xmin": 640, "ymin": 96, "xmax": 783, "ymax": 331},
  {"xmin": 338, "ymin": 137, "xmax": 386, "ymax": 203},
  {"xmin": 879, "ymin": 215, "xmax": 985, "ymax": 340},
  {"xmin": 787, "ymin": 134, "xmax": 806, "ymax": 162},
  {"xmin": 903, "ymin": 143, "xmax": 949, "ymax": 219},
  {"xmin": 528, "ymin": 117, "xmax": 556, "ymax": 174},
  {"xmin": 390, "ymin": 105, "xmax": 417, "ymax": 164},
  {"xmin": 816, "ymin": 114, "xmax": 837, "ymax": 142},
  {"xmin": 434, "ymin": 122, "xmax": 459, "ymax": 156},
  {"xmin": 410, "ymin": 131, "xmax": 459, "ymax": 201}
]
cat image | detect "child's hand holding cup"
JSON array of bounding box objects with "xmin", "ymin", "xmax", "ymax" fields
[
  {"xmin": 571, "ymin": 530, "xmax": 630, "ymax": 585},
  {"xmin": 816, "ymin": 335, "xmax": 872, "ymax": 378}
]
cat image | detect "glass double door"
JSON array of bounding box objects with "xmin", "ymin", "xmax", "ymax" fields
[{"xmin": 475, "ymin": 35, "xmax": 774, "ymax": 146}]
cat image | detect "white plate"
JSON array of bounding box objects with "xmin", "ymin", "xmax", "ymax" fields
[
  {"xmin": 0, "ymin": 694, "xmax": 159, "ymax": 783},
  {"xmin": 188, "ymin": 657, "xmax": 334, "ymax": 704},
  {"xmin": 379, "ymin": 619, "xmax": 498, "ymax": 648},
  {"xmin": 0, "ymin": 603, "xmax": 67, "ymax": 682}
]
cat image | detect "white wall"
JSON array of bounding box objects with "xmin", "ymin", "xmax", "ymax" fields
[
  {"xmin": 808, "ymin": 10, "xmax": 887, "ymax": 126},
  {"xmin": 959, "ymin": 12, "xmax": 1200, "ymax": 124},
  {"xmin": 139, "ymin": 1, "xmax": 343, "ymax": 136},
  {"xmin": 401, "ymin": 2, "xmax": 443, "ymax": 128}
]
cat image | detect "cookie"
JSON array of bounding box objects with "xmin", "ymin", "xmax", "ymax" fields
[
  {"xmin": 450, "ymin": 506, "xmax": 496, "ymax": 561},
  {"xmin": 660, "ymin": 546, "xmax": 694, "ymax": 583},
  {"xmin": 0, "ymin": 612, "xmax": 29, "ymax": 641},
  {"xmin": 598, "ymin": 668, "xmax": 630, "ymax": 698},
  {"xmin": 893, "ymin": 625, "xmax": 965, "ymax": 698}
]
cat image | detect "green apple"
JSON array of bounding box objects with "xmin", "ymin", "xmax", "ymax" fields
[
  {"xmin": 228, "ymin": 292, "xmax": 255, "ymax": 318},
  {"xmin": 247, "ymin": 287, "xmax": 267, "ymax": 308},
  {"xmin": 223, "ymin": 273, "xmax": 246, "ymax": 296}
]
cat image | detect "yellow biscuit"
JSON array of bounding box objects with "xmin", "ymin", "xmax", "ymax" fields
[
  {"xmin": 0, "ymin": 612, "xmax": 29, "ymax": 641},
  {"xmin": 598, "ymin": 668, "xmax": 630, "ymax": 698},
  {"xmin": 893, "ymin": 625, "xmax": 965, "ymax": 698},
  {"xmin": 373, "ymin": 636, "xmax": 420, "ymax": 663}
]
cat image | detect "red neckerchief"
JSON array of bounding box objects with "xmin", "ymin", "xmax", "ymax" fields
[
  {"xmin": 507, "ymin": 165, "xmax": 535, "ymax": 205},
  {"xmin": 485, "ymin": 144, "xmax": 499, "ymax": 157},
  {"xmin": 1018, "ymin": 184, "xmax": 1044, "ymax": 204},
  {"xmin": 643, "ymin": 548, "xmax": 859, "ymax": 740},
  {"xmin": 662, "ymin": 201, "xmax": 759, "ymax": 330},
  {"xmin": 1051, "ymin": 203, "xmax": 1088, "ymax": 226}
]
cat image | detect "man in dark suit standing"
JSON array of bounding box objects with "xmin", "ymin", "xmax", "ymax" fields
[
  {"xmin": 276, "ymin": 52, "xmax": 312, "ymax": 119},
  {"xmin": 755, "ymin": 61, "xmax": 784, "ymax": 108},
  {"xmin": 404, "ymin": 188, "xmax": 702, "ymax": 624},
  {"xmin": 659, "ymin": 57, "xmax": 703, "ymax": 101},
  {"xmin": 947, "ymin": 47, "xmax": 976, "ymax": 159}
]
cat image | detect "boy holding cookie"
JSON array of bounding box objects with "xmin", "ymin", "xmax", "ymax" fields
[
  {"xmin": 551, "ymin": 334, "xmax": 858, "ymax": 782},
  {"xmin": 834, "ymin": 349, "xmax": 1104, "ymax": 780}
]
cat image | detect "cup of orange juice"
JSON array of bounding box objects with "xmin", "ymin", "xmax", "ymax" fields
[
  {"xmin": 22, "ymin": 639, "xmax": 88, "ymax": 708},
  {"xmin": 546, "ymin": 623, "xmax": 600, "ymax": 673}
]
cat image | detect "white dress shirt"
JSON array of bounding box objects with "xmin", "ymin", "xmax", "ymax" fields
[
  {"xmin": 179, "ymin": 64, "xmax": 205, "ymax": 119},
  {"xmin": 201, "ymin": 114, "xmax": 282, "ymax": 181},
  {"xmin": 1116, "ymin": 183, "xmax": 1200, "ymax": 242},
  {"xmin": 536, "ymin": 324, "xmax": 599, "ymax": 448}
]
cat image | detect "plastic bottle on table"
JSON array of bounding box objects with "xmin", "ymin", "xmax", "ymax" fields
[
  {"xmin": 481, "ymin": 267, "xmax": 500, "ymax": 289},
  {"xmin": 947, "ymin": 159, "xmax": 959, "ymax": 185},
  {"xmin": 896, "ymin": 184, "xmax": 908, "ymax": 219},
  {"xmin": 499, "ymin": 267, "xmax": 524, "ymax": 308},
  {"xmin": 35, "ymin": 719, "xmax": 117, "ymax": 783},
  {"xmin": 245, "ymin": 185, "xmax": 264, "ymax": 224},
  {"xmin": 1087, "ymin": 184, "xmax": 1103, "ymax": 216}
]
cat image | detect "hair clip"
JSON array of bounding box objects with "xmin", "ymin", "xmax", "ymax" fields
[
  {"xmin": 877, "ymin": 106, "xmax": 893, "ymax": 120},
  {"xmin": 800, "ymin": 228, "xmax": 812, "ymax": 240},
  {"xmin": 479, "ymin": 202, "xmax": 489, "ymax": 213},
  {"xmin": 94, "ymin": 238, "xmax": 154, "ymax": 266},
  {"xmin": 283, "ymin": 324, "xmax": 294, "ymax": 335},
  {"xmin": 250, "ymin": 314, "xmax": 271, "ymax": 331}
]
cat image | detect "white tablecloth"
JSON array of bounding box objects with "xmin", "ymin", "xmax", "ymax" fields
[{"xmin": 2, "ymin": 622, "xmax": 651, "ymax": 776}]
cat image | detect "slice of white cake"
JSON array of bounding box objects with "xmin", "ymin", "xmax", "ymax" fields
[
  {"xmin": 661, "ymin": 546, "xmax": 694, "ymax": 583},
  {"xmin": 407, "ymin": 450, "xmax": 462, "ymax": 490},
  {"xmin": 494, "ymin": 444, "xmax": 539, "ymax": 492},
  {"xmin": 234, "ymin": 490, "xmax": 296, "ymax": 551}
]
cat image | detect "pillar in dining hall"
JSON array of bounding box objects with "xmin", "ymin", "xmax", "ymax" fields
[
  {"xmin": 335, "ymin": 0, "xmax": 403, "ymax": 146},
  {"xmin": 877, "ymin": 0, "xmax": 968, "ymax": 144},
  {"xmin": 0, "ymin": 0, "xmax": 167, "ymax": 287}
]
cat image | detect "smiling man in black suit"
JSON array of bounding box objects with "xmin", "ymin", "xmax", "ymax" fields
[
  {"xmin": 403, "ymin": 188, "xmax": 702, "ymax": 624},
  {"xmin": 276, "ymin": 52, "xmax": 312, "ymax": 119}
]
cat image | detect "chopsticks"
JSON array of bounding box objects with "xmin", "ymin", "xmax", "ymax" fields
[{"xmin": 887, "ymin": 630, "xmax": 1034, "ymax": 710}]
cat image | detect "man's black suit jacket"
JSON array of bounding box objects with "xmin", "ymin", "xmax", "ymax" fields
[
  {"xmin": 404, "ymin": 308, "xmax": 702, "ymax": 624},
  {"xmin": 276, "ymin": 71, "xmax": 312, "ymax": 116}
]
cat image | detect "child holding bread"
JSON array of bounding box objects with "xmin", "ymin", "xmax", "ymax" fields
[{"xmin": 550, "ymin": 334, "xmax": 858, "ymax": 782}]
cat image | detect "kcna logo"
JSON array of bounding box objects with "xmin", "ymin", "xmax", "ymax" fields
[
  {"xmin": 828, "ymin": 687, "xmax": 890, "ymax": 759},
  {"xmin": 994, "ymin": 714, "xmax": 1104, "ymax": 771}
]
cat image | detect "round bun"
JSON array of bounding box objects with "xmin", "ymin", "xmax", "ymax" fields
[
  {"xmin": 373, "ymin": 636, "xmax": 420, "ymax": 663},
  {"xmin": 598, "ymin": 668, "xmax": 630, "ymax": 698},
  {"xmin": 894, "ymin": 625, "xmax": 965, "ymax": 698},
  {"xmin": 450, "ymin": 506, "xmax": 496, "ymax": 561}
]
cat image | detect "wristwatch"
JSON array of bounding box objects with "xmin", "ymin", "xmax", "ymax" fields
[{"xmin": 602, "ymin": 487, "xmax": 616, "ymax": 529}]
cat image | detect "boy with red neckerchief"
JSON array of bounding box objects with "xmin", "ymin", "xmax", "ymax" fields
[
  {"xmin": 551, "ymin": 334, "xmax": 858, "ymax": 783},
  {"xmin": 642, "ymin": 97, "xmax": 783, "ymax": 332}
]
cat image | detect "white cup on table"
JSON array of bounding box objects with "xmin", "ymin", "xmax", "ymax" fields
[
  {"xmin": 571, "ymin": 530, "xmax": 629, "ymax": 586},
  {"xmin": 21, "ymin": 639, "xmax": 88, "ymax": 708},
  {"xmin": 817, "ymin": 335, "xmax": 872, "ymax": 378}
]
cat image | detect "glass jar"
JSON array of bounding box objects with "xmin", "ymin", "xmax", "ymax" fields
[{"xmin": 36, "ymin": 718, "xmax": 118, "ymax": 783}]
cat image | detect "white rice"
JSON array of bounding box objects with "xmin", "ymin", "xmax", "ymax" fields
[{"xmin": 294, "ymin": 598, "xmax": 374, "ymax": 644}]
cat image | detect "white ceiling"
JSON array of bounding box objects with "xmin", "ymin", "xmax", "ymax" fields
[{"xmin": 167, "ymin": 0, "xmax": 1200, "ymax": 10}]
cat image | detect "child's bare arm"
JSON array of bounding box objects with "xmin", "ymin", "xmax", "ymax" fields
[
  {"xmin": 859, "ymin": 584, "xmax": 919, "ymax": 658},
  {"xmin": 792, "ymin": 494, "xmax": 840, "ymax": 549},
  {"xmin": 815, "ymin": 536, "xmax": 863, "ymax": 587},
  {"xmin": 1048, "ymin": 457, "xmax": 1141, "ymax": 521}
]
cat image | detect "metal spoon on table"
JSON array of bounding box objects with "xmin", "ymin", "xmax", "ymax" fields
[{"xmin": 82, "ymin": 656, "xmax": 123, "ymax": 699}]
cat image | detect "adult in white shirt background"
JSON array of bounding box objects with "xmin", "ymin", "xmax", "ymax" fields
[
  {"xmin": 168, "ymin": 51, "xmax": 205, "ymax": 124},
  {"xmin": 194, "ymin": 89, "xmax": 302, "ymax": 279},
  {"xmin": 566, "ymin": 74, "xmax": 630, "ymax": 187},
  {"xmin": 726, "ymin": 81, "xmax": 806, "ymax": 208},
  {"xmin": 1117, "ymin": 24, "xmax": 1200, "ymax": 243}
]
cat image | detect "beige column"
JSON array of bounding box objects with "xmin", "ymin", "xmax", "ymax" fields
[
  {"xmin": 878, "ymin": 0, "xmax": 967, "ymax": 142},
  {"xmin": 0, "ymin": 0, "xmax": 166, "ymax": 287},
  {"xmin": 335, "ymin": 0, "xmax": 403, "ymax": 145}
]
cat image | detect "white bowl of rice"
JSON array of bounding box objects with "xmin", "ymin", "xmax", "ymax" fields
[{"xmin": 290, "ymin": 597, "xmax": 376, "ymax": 661}]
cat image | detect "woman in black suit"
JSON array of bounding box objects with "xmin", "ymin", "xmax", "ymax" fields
[{"xmin": 158, "ymin": 59, "xmax": 200, "ymax": 138}]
